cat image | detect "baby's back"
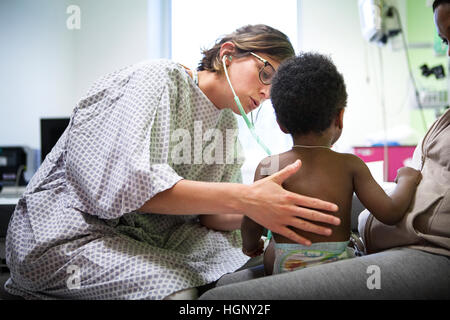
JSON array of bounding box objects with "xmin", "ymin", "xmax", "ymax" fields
[{"xmin": 272, "ymin": 148, "xmax": 355, "ymax": 244}]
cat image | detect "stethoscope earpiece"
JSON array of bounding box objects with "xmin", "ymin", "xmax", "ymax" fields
[{"xmin": 223, "ymin": 55, "xmax": 232, "ymax": 64}]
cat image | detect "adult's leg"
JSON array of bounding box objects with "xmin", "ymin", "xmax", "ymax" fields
[
  {"xmin": 164, "ymin": 256, "xmax": 264, "ymax": 299},
  {"xmin": 199, "ymin": 248, "xmax": 450, "ymax": 299}
]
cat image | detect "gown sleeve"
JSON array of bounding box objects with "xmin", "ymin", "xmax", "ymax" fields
[{"xmin": 64, "ymin": 60, "xmax": 184, "ymax": 220}]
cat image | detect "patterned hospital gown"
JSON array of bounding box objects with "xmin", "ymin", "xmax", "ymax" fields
[{"xmin": 5, "ymin": 60, "xmax": 249, "ymax": 299}]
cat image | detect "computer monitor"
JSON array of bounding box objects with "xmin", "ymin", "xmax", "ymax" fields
[{"xmin": 40, "ymin": 118, "xmax": 70, "ymax": 163}]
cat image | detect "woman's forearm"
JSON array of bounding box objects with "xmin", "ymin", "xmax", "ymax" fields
[
  {"xmin": 141, "ymin": 180, "xmax": 244, "ymax": 231},
  {"xmin": 139, "ymin": 179, "xmax": 246, "ymax": 215}
]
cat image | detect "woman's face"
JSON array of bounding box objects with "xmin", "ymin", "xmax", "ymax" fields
[
  {"xmin": 434, "ymin": 3, "xmax": 450, "ymax": 56},
  {"xmin": 224, "ymin": 52, "xmax": 280, "ymax": 115}
]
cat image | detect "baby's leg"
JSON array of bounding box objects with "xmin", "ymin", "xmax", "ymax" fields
[{"xmin": 263, "ymin": 239, "xmax": 275, "ymax": 275}]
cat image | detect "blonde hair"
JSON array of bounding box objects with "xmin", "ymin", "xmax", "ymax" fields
[{"xmin": 198, "ymin": 24, "xmax": 295, "ymax": 74}]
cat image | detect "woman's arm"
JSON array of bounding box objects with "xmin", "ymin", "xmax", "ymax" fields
[{"xmin": 139, "ymin": 160, "xmax": 341, "ymax": 245}]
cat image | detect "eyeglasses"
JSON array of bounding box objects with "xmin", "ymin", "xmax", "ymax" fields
[{"xmin": 249, "ymin": 52, "xmax": 275, "ymax": 85}]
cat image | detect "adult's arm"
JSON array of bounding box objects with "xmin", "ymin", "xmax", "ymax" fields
[{"xmin": 139, "ymin": 160, "xmax": 341, "ymax": 245}]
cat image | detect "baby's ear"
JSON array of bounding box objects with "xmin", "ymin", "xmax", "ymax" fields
[
  {"xmin": 276, "ymin": 119, "xmax": 289, "ymax": 134},
  {"xmin": 336, "ymin": 108, "xmax": 345, "ymax": 130}
]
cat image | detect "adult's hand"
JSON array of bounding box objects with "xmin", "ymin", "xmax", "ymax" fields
[{"xmin": 243, "ymin": 160, "xmax": 340, "ymax": 245}]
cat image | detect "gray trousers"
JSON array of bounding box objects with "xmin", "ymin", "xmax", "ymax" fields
[{"xmin": 198, "ymin": 248, "xmax": 450, "ymax": 300}]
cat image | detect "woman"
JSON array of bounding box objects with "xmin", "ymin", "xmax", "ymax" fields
[{"xmin": 5, "ymin": 25, "xmax": 340, "ymax": 300}]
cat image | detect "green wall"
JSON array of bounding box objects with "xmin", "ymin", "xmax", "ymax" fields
[{"xmin": 406, "ymin": 0, "xmax": 448, "ymax": 135}]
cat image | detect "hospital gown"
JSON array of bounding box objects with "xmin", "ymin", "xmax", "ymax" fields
[{"xmin": 5, "ymin": 60, "xmax": 249, "ymax": 299}]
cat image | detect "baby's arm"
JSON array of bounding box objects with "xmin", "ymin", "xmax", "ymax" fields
[
  {"xmin": 351, "ymin": 155, "xmax": 422, "ymax": 225},
  {"xmin": 240, "ymin": 160, "xmax": 269, "ymax": 257},
  {"xmin": 241, "ymin": 216, "xmax": 265, "ymax": 257},
  {"xmin": 199, "ymin": 214, "xmax": 243, "ymax": 231}
]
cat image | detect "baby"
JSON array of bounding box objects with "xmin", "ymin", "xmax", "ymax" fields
[{"xmin": 241, "ymin": 53, "xmax": 422, "ymax": 275}]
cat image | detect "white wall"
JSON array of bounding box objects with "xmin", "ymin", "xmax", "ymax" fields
[
  {"xmin": 0, "ymin": 0, "xmax": 151, "ymax": 152},
  {"xmin": 0, "ymin": 0, "xmax": 74, "ymax": 150},
  {"xmin": 72, "ymin": 0, "xmax": 150, "ymax": 99}
]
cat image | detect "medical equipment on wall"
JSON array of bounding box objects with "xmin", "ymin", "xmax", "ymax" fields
[
  {"xmin": 421, "ymin": 64, "xmax": 446, "ymax": 79},
  {"xmin": 359, "ymin": 0, "xmax": 384, "ymax": 43},
  {"xmin": 360, "ymin": 0, "xmax": 450, "ymax": 120},
  {"xmin": 358, "ymin": 0, "xmax": 401, "ymax": 46},
  {"xmin": 358, "ymin": 0, "xmax": 413, "ymax": 181},
  {"xmin": 359, "ymin": 1, "xmax": 433, "ymax": 131}
]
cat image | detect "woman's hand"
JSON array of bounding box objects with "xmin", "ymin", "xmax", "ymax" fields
[{"xmin": 242, "ymin": 160, "xmax": 340, "ymax": 246}]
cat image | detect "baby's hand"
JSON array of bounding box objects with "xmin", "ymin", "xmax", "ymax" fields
[
  {"xmin": 242, "ymin": 238, "xmax": 265, "ymax": 258},
  {"xmin": 395, "ymin": 167, "xmax": 422, "ymax": 185}
]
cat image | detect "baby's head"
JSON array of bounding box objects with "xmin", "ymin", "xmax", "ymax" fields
[{"xmin": 271, "ymin": 52, "xmax": 347, "ymax": 142}]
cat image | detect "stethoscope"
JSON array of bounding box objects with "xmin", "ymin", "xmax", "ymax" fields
[
  {"xmin": 222, "ymin": 55, "xmax": 272, "ymax": 156},
  {"xmin": 222, "ymin": 55, "xmax": 274, "ymax": 240}
]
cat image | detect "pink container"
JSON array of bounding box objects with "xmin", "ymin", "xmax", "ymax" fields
[{"xmin": 353, "ymin": 146, "xmax": 416, "ymax": 182}]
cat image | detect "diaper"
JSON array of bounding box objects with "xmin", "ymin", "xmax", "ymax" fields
[{"xmin": 272, "ymin": 240, "xmax": 354, "ymax": 274}]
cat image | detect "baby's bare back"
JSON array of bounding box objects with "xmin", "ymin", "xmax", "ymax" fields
[{"xmin": 273, "ymin": 149, "xmax": 355, "ymax": 244}]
